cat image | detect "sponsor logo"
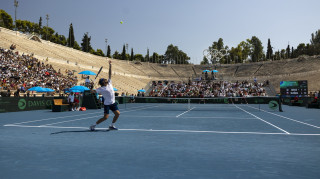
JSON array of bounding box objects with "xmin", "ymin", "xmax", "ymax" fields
[
  {"xmin": 269, "ymin": 100, "xmax": 278, "ymax": 110},
  {"xmin": 18, "ymin": 99, "xmax": 27, "ymax": 110}
]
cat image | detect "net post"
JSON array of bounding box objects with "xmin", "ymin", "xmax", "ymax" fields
[{"xmin": 188, "ymin": 98, "xmax": 190, "ymax": 110}]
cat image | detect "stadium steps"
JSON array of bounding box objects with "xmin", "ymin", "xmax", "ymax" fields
[
  {"xmin": 129, "ymin": 63, "xmax": 149, "ymax": 76},
  {"xmin": 135, "ymin": 63, "xmax": 162, "ymax": 77},
  {"xmin": 170, "ymin": 66, "xmax": 183, "ymax": 81},
  {"xmin": 149, "ymin": 64, "xmax": 164, "ymax": 77},
  {"xmin": 171, "ymin": 65, "xmax": 194, "ymax": 79},
  {"xmin": 234, "ymin": 66, "xmax": 239, "ymax": 76},
  {"xmin": 192, "ymin": 66, "xmax": 197, "ymax": 76},
  {"xmin": 253, "ymin": 64, "xmax": 263, "ymax": 75},
  {"xmin": 155, "ymin": 64, "xmax": 179, "ymax": 77}
]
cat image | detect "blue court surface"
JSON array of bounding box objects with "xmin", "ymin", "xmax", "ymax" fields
[{"xmin": 1, "ymin": 103, "xmax": 320, "ymax": 179}]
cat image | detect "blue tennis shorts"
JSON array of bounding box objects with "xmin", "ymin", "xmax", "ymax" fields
[{"xmin": 104, "ymin": 103, "xmax": 119, "ymax": 114}]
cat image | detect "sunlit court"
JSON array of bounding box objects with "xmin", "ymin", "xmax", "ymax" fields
[{"xmin": 1, "ymin": 99, "xmax": 320, "ymax": 178}]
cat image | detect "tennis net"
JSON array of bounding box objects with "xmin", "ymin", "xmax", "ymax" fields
[{"xmin": 116, "ymin": 96, "xmax": 282, "ymax": 112}]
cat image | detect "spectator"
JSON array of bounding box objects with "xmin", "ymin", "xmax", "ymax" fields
[
  {"xmin": 85, "ymin": 76, "xmax": 91, "ymax": 87},
  {"xmin": 14, "ymin": 89, "xmax": 20, "ymax": 97},
  {"xmin": 130, "ymin": 94, "xmax": 135, "ymax": 103},
  {"xmin": 148, "ymin": 80, "xmax": 267, "ymax": 98},
  {"xmin": 68, "ymin": 92, "xmax": 76, "ymax": 111},
  {"xmin": 0, "ymin": 47, "xmax": 77, "ymax": 92},
  {"xmin": 74, "ymin": 94, "xmax": 80, "ymax": 111}
]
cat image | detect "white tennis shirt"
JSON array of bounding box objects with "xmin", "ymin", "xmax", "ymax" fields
[
  {"xmin": 96, "ymin": 79, "xmax": 115, "ymax": 105},
  {"xmin": 68, "ymin": 94, "xmax": 74, "ymax": 103}
]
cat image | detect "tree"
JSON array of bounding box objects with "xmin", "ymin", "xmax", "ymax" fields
[
  {"xmin": 112, "ymin": 51, "xmax": 121, "ymax": 59},
  {"xmin": 73, "ymin": 41, "xmax": 81, "ymax": 50},
  {"xmin": 266, "ymin": 38, "xmax": 273, "ymax": 60},
  {"xmin": 81, "ymin": 33, "xmax": 93, "ymax": 52},
  {"xmin": 107, "ymin": 45, "xmax": 111, "ymax": 58},
  {"xmin": 152, "ymin": 52, "xmax": 159, "ymax": 63},
  {"xmin": 130, "ymin": 48, "xmax": 134, "ymax": 61},
  {"xmin": 310, "ymin": 29, "xmax": 320, "ymax": 55},
  {"xmin": 286, "ymin": 45, "xmax": 290, "ymax": 59},
  {"xmin": 310, "ymin": 29, "xmax": 320, "ymax": 46},
  {"xmin": 89, "ymin": 49, "xmax": 95, "ymax": 55},
  {"xmin": 121, "ymin": 44, "xmax": 126, "ymax": 60},
  {"xmin": 51, "ymin": 33, "xmax": 59, "ymax": 43},
  {"xmin": 274, "ymin": 50, "xmax": 280, "ymax": 60},
  {"xmin": 164, "ymin": 44, "xmax": 190, "ymax": 64},
  {"xmin": 280, "ymin": 49, "xmax": 286, "ymax": 59},
  {"xmin": 200, "ymin": 56, "xmax": 209, "ymax": 65},
  {"xmin": 94, "ymin": 49, "xmax": 105, "ymax": 56},
  {"xmin": 229, "ymin": 46, "xmax": 241, "ymax": 64},
  {"xmin": 15, "ymin": 19, "xmax": 26, "ymax": 32},
  {"xmin": 164, "ymin": 44, "xmax": 178, "ymax": 64},
  {"xmin": 249, "ymin": 36, "xmax": 263, "ymax": 62},
  {"xmin": 38, "ymin": 17, "xmax": 42, "ymax": 29},
  {"xmin": 40, "ymin": 26, "xmax": 55, "ymax": 41},
  {"xmin": 291, "ymin": 47, "xmax": 294, "ymax": 58},
  {"xmin": 134, "ymin": 54, "xmax": 144, "ymax": 62},
  {"xmin": 295, "ymin": 43, "xmax": 306, "ymax": 57},
  {"xmin": 0, "ymin": 10, "xmax": 13, "ymax": 29},
  {"xmin": 145, "ymin": 48, "xmax": 150, "ymax": 62},
  {"xmin": 37, "ymin": 16, "xmax": 42, "ymax": 34},
  {"xmin": 67, "ymin": 23, "xmax": 75, "ymax": 48},
  {"xmin": 238, "ymin": 40, "xmax": 251, "ymax": 62},
  {"xmin": 58, "ymin": 34, "xmax": 67, "ymax": 46},
  {"xmin": 208, "ymin": 38, "xmax": 228, "ymax": 63}
]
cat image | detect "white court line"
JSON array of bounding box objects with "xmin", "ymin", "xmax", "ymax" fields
[
  {"xmin": 180, "ymin": 116, "xmax": 257, "ymax": 119},
  {"xmin": 41, "ymin": 115, "xmax": 100, "ymax": 126},
  {"xmin": 23, "ymin": 104, "xmax": 161, "ymax": 126},
  {"xmin": 246, "ymin": 105, "xmax": 320, "ymax": 129},
  {"xmin": 5, "ymin": 104, "xmax": 160, "ymax": 126},
  {"xmin": 118, "ymin": 115, "xmax": 256, "ymax": 119},
  {"xmin": 176, "ymin": 107, "xmax": 195, "ymax": 118},
  {"xmin": 234, "ymin": 105, "xmax": 290, "ymax": 134},
  {"xmin": 4, "ymin": 124, "xmax": 320, "ymax": 136},
  {"xmin": 8, "ymin": 111, "xmax": 102, "ymax": 125}
]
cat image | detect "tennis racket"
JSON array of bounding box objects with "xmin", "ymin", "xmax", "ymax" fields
[{"xmin": 91, "ymin": 66, "xmax": 103, "ymax": 89}]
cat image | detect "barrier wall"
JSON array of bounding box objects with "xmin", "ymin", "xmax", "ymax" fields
[{"xmin": 0, "ymin": 97, "xmax": 56, "ymax": 113}]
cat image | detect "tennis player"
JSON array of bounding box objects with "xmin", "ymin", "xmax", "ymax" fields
[{"xmin": 90, "ymin": 60, "xmax": 120, "ymax": 131}]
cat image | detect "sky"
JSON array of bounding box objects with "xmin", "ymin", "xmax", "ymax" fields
[{"xmin": 1, "ymin": 0, "xmax": 320, "ymax": 64}]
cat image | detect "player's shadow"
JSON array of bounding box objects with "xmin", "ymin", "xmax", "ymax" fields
[{"xmin": 50, "ymin": 129, "xmax": 110, "ymax": 135}]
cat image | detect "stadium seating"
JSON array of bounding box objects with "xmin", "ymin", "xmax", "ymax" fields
[{"xmin": 1, "ymin": 26, "xmax": 320, "ymax": 96}]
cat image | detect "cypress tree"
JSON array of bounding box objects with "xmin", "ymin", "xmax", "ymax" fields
[
  {"xmin": 39, "ymin": 17, "xmax": 42, "ymax": 29},
  {"xmin": 286, "ymin": 45, "xmax": 290, "ymax": 59},
  {"xmin": 131, "ymin": 48, "xmax": 134, "ymax": 61},
  {"xmin": 146, "ymin": 48, "xmax": 150, "ymax": 62},
  {"xmin": 121, "ymin": 44, "xmax": 126, "ymax": 60},
  {"xmin": 107, "ymin": 45, "xmax": 111, "ymax": 58},
  {"xmin": 81, "ymin": 33, "xmax": 92, "ymax": 52},
  {"xmin": 266, "ymin": 38, "xmax": 273, "ymax": 60},
  {"xmin": 67, "ymin": 23, "xmax": 75, "ymax": 48},
  {"xmin": 37, "ymin": 17, "xmax": 42, "ymax": 34}
]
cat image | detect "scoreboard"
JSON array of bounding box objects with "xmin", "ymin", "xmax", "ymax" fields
[{"xmin": 280, "ymin": 80, "xmax": 308, "ymax": 97}]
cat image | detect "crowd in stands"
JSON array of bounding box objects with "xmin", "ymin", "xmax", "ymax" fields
[
  {"xmin": 149, "ymin": 80, "xmax": 267, "ymax": 98},
  {"xmin": 0, "ymin": 47, "xmax": 78, "ymax": 96}
]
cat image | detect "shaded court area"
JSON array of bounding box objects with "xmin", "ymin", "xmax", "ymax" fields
[{"xmin": 1, "ymin": 103, "xmax": 320, "ymax": 179}]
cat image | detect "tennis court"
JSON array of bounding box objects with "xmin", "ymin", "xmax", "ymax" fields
[{"xmin": 1, "ymin": 101, "xmax": 320, "ymax": 178}]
